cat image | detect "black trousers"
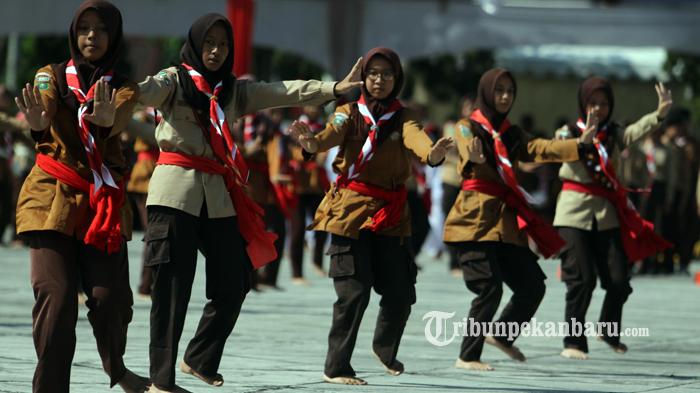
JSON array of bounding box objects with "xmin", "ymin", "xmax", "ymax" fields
[
  {"xmin": 559, "ymin": 226, "xmax": 632, "ymax": 352},
  {"xmin": 27, "ymin": 231, "xmax": 133, "ymax": 392},
  {"xmin": 289, "ymin": 193, "xmax": 328, "ymax": 277},
  {"xmin": 129, "ymin": 192, "xmax": 153, "ymax": 295},
  {"xmin": 441, "ymin": 183, "xmax": 461, "ymax": 270},
  {"xmin": 453, "ymin": 241, "xmax": 546, "ymax": 361},
  {"xmin": 257, "ymin": 204, "xmax": 286, "ymax": 285},
  {"xmin": 146, "ymin": 205, "xmax": 251, "ymax": 390},
  {"xmin": 324, "ymin": 231, "xmax": 417, "ymax": 377},
  {"xmin": 407, "ymin": 190, "xmax": 430, "ymax": 257}
]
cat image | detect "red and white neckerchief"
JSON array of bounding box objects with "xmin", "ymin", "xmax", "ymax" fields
[
  {"xmin": 470, "ymin": 109, "xmax": 534, "ymax": 203},
  {"xmin": 182, "ymin": 63, "xmax": 249, "ymax": 183},
  {"xmin": 342, "ymin": 95, "xmax": 402, "ymax": 182},
  {"xmin": 65, "ymin": 59, "xmax": 117, "ymax": 193},
  {"xmin": 575, "ymin": 119, "xmax": 619, "ymax": 190}
]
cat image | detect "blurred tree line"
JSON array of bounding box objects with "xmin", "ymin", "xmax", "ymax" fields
[{"xmin": 665, "ymin": 51, "xmax": 700, "ymax": 129}]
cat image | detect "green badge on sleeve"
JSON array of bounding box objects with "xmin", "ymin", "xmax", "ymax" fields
[
  {"xmin": 38, "ymin": 83, "xmax": 49, "ymax": 90},
  {"xmin": 155, "ymin": 71, "xmax": 170, "ymax": 86},
  {"xmin": 460, "ymin": 124, "xmax": 472, "ymax": 137},
  {"xmin": 332, "ymin": 112, "xmax": 348, "ymax": 127}
]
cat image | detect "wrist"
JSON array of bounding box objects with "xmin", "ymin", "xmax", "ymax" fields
[{"xmin": 333, "ymin": 82, "xmax": 340, "ymax": 97}]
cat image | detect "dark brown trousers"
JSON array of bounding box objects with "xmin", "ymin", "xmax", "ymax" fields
[{"xmin": 28, "ymin": 230, "xmax": 133, "ymax": 393}]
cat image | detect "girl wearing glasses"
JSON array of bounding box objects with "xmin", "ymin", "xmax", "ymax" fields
[{"xmin": 290, "ymin": 47, "xmax": 454, "ymax": 385}]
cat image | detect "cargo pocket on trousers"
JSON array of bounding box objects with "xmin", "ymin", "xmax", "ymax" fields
[
  {"xmin": 144, "ymin": 222, "xmax": 171, "ymax": 266},
  {"xmin": 459, "ymin": 251, "xmax": 493, "ymax": 282},
  {"xmin": 326, "ymin": 239, "xmax": 355, "ymax": 278}
]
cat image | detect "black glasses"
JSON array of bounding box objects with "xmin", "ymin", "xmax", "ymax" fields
[{"xmin": 367, "ymin": 69, "xmax": 395, "ymax": 81}]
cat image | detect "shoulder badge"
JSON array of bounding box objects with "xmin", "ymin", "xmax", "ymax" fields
[{"xmin": 332, "ymin": 112, "xmax": 349, "ymax": 127}]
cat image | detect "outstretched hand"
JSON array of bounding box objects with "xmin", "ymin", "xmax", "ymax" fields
[
  {"xmin": 83, "ymin": 78, "xmax": 117, "ymax": 127},
  {"xmin": 15, "ymin": 83, "xmax": 50, "ymax": 131},
  {"xmin": 428, "ymin": 136, "xmax": 455, "ymax": 165},
  {"xmin": 289, "ymin": 120, "xmax": 318, "ymax": 153}
]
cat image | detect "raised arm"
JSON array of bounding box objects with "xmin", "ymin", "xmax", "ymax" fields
[{"xmin": 622, "ymin": 82, "xmax": 672, "ymax": 146}]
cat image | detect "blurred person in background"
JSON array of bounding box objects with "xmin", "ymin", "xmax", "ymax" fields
[
  {"xmin": 0, "ymin": 85, "xmax": 31, "ymax": 245},
  {"xmin": 289, "ymin": 105, "xmax": 330, "ymax": 281}
]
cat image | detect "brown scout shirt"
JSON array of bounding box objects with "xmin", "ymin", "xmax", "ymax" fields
[
  {"xmin": 308, "ymin": 103, "xmax": 435, "ymax": 239},
  {"xmin": 291, "ymin": 144, "xmax": 328, "ymax": 195},
  {"xmin": 16, "ymin": 65, "xmax": 138, "ymax": 240},
  {"xmin": 138, "ymin": 67, "xmax": 336, "ymax": 218},
  {"xmin": 126, "ymin": 137, "xmax": 158, "ymax": 195},
  {"xmin": 443, "ymin": 119, "xmax": 579, "ymax": 248}
]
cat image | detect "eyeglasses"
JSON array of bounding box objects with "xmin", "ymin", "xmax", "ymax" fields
[{"xmin": 367, "ymin": 69, "xmax": 395, "ymax": 81}]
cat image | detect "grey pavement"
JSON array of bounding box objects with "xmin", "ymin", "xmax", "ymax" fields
[{"xmin": 1, "ymin": 234, "xmax": 698, "ymax": 392}]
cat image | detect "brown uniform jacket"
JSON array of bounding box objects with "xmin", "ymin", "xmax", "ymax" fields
[
  {"xmin": 291, "ymin": 144, "xmax": 328, "ymax": 195},
  {"xmin": 16, "ymin": 65, "xmax": 137, "ymax": 239},
  {"xmin": 443, "ymin": 118, "xmax": 579, "ymax": 247},
  {"xmin": 309, "ymin": 103, "xmax": 435, "ymax": 239},
  {"xmin": 126, "ymin": 137, "xmax": 158, "ymax": 194},
  {"xmin": 244, "ymin": 132, "xmax": 287, "ymax": 206}
]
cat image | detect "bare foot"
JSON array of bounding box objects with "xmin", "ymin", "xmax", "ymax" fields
[
  {"xmin": 291, "ymin": 277, "xmax": 311, "ymax": 286},
  {"xmin": 323, "ymin": 374, "xmax": 368, "ymax": 385},
  {"xmin": 180, "ymin": 361, "xmax": 223, "ymax": 386},
  {"xmin": 598, "ymin": 336, "xmax": 628, "ymax": 354},
  {"xmin": 450, "ymin": 268, "xmax": 462, "ymax": 278},
  {"xmin": 372, "ymin": 350, "xmax": 404, "ymax": 376},
  {"xmin": 147, "ymin": 384, "xmax": 192, "ymax": 393},
  {"xmin": 136, "ymin": 292, "xmax": 152, "ymax": 301},
  {"xmin": 312, "ymin": 265, "xmax": 327, "ymax": 277},
  {"xmin": 560, "ymin": 348, "xmax": 589, "ymax": 360},
  {"xmin": 484, "ymin": 336, "xmax": 526, "ymax": 362},
  {"xmin": 117, "ymin": 369, "xmax": 150, "ymax": 393},
  {"xmin": 455, "ymin": 358, "xmax": 494, "ymax": 371}
]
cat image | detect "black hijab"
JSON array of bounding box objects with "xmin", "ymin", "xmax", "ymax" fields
[
  {"xmin": 177, "ymin": 13, "xmax": 235, "ymax": 112},
  {"xmin": 53, "ymin": 0, "xmax": 126, "ymax": 112}
]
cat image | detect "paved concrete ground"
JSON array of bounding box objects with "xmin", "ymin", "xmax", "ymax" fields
[{"xmin": 1, "ymin": 234, "xmax": 698, "ymax": 392}]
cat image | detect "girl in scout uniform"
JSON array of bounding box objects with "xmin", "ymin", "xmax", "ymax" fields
[
  {"xmin": 136, "ymin": 13, "xmax": 362, "ymax": 392},
  {"xmin": 443, "ymin": 68, "xmax": 595, "ymax": 372},
  {"xmin": 289, "ymin": 105, "xmax": 331, "ymax": 281},
  {"xmin": 13, "ymin": 1, "xmax": 147, "ymax": 392},
  {"xmin": 553, "ymin": 77, "xmax": 672, "ymax": 360},
  {"xmin": 290, "ymin": 47, "xmax": 455, "ymax": 385}
]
